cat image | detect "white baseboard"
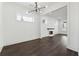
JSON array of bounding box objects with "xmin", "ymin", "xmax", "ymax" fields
[
  {"xmin": 0, "ymin": 47, "xmax": 3, "ymax": 53},
  {"xmin": 78, "ymin": 52, "xmax": 79, "ymax": 56}
]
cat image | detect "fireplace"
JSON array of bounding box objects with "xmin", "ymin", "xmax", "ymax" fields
[
  {"xmin": 47, "ymin": 28, "xmax": 54, "ymax": 36},
  {"xmin": 49, "ymin": 31, "xmax": 53, "ymax": 35}
]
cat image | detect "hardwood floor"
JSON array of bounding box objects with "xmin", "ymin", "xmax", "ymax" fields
[{"xmin": 0, "ymin": 34, "xmax": 78, "ymax": 56}]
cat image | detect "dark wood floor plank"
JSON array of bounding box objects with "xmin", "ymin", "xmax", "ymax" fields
[{"xmin": 0, "ymin": 34, "xmax": 78, "ymax": 56}]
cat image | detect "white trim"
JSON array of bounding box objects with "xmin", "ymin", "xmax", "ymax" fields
[
  {"xmin": 0, "ymin": 47, "xmax": 3, "ymax": 53},
  {"xmin": 78, "ymin": 51, "xmax": 79, "ymax": 56}
]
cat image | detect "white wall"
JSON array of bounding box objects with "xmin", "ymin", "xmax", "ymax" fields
[
  {"xmin": 41, "ymin": 16, "xmax": 58, "ymax": 37},
  {"xmin": 0, "ymin": 3, "xmax": 3, "ymax": 52},
  {"xmin": 46, "ymin": 6, "xmax": 67, "ymax": 34},
  {"xmin": 2, "ymin": 2, "xmax": 41, "ymax": 46},
  {"xmin": 67, "ymin": 2, "xmax": 79, "ymax": 52},
  {"xmin": 58, "ymin": 20, "xmax": 67, "ymax": 34}
]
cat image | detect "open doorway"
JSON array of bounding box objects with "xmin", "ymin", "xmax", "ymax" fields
[{"xmin": 41, "ymin": 6, "xmax": 67, "ymax": 47}]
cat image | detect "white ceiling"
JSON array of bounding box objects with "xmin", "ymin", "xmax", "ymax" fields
[
  {"xmin": 15, "ymin": 2, "xmax": 62, "ymax": 10},
  {"xmin": 45, "ymin": 6, "xmax": 67, "ymax": 20},
  {"xmin": 15, "ymin": 2, "xmax": 67, "ymax": 19}
]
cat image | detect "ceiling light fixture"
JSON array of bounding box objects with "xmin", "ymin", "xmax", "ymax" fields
[{"xmin": 27, "ymin": 2, "xmax": 47, "ymax": 13}]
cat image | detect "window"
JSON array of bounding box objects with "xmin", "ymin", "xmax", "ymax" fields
[
  {"xmin": 23, "ymin": 16, "xmax": 34, "ymax": 22},
  {"xmin": 16, "ymin": 15, "xmax": 22, "ymax": 21},
  {"xmin": 63, "ymin": 22, "xmax": 67, "ymax": 31},
  {"xmin": 16, "ymin": 14, "xmax": 34, "ymax": 22},
  {"xmin": 63, "ymin": 22, "xmax": 67, "ymax": 28}
]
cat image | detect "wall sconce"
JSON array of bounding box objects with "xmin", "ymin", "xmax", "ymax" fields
[{"xmin": 42, "ymin": 19, "xmax": 47, "ymax": 24}]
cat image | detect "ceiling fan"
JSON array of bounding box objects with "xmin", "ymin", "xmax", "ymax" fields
[{"xmin": 27, "ymin": 2, "xmax": 47, "ymax": 13}]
